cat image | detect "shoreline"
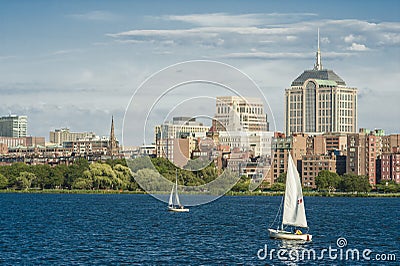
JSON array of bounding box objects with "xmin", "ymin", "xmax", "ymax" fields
[{"xmin": 0, "ymin": 189, "xmax": 399, "ymax": 197}]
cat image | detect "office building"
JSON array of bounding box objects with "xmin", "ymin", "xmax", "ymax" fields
[
  {"xmin": 0, "ymin": 115, "xmax": 27, "ymax": 138},
  {"xmin": 285, "ymin": 31, "xmax": 358, "ymax": 136},
  {"xmin": 50, "ymin": 128, "xmax": 96, "ymax": 145},
  {"xmin": 214, "ymin": 96, "xmax": 269, "ymax": 132},
  {"xmin": 155, "ymin": 117, "xmax": 209, "ymax": 161}
]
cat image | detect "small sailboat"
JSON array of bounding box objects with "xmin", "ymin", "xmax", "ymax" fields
[
  {"xmin": 268, "ymin": 153, "xmax": 312, "ymax": 241},
  {"xmin": 168, "ymin": 170, "xmax": 189, "ymax": 212}
]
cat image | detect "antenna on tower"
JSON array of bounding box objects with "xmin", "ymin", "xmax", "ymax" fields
[{"xmin": 314, "ymin": 28, "xmax": 323, "ymax": 71}]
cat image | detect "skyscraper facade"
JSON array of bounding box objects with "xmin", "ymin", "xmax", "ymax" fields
[
  {"xmin": 285, "ymin": 31, "xmax": 358, "ymax": 136},
  {"xmin": 214, "ymin": 96, "xmax": 269, "ymax": 132},
  {"xmin": 0, "ymin": 115, "xmax": 27, "ymax": 138}
]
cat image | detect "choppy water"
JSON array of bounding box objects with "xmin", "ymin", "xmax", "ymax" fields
[{"xmin": 0, "ymin": 193, "xmax": 398, "ymax": 265}]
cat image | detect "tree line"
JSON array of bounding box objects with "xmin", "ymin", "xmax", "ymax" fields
[
  {"xmin": 314, "ymin": 170, "xmax": 400, "ymax": 193},
  {"xmin": 0, "ymin": 157, "xmax": 224, "ymax": 191},
  {"xmin": 258, "ymin": 170, "xmax": 400, "ymax": 193},
  {"xmin": 0, "ymin": 158, "xmax": 398, "ymax": 193}
]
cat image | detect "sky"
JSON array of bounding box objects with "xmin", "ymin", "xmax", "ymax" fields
[{"xmin": 0, "ymin": 0, "xmax": 399, "ymax": 146}]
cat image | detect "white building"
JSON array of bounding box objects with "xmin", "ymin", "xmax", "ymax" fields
[
  {"xmin": 0, "ymin": 115, "xmax": 27, "ymax": 138},
  {"xmin": 214, "ymin": 96, "xmax": 269, "ymax": 132},
  {"xmin": 154, "ymin": 117, "xmax": 210, "ymax": 160},
  {"xmin": 50, "ymin": 128, "xmax": 96, "ymax": 145}
]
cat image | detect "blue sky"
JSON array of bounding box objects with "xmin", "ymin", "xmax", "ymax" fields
[{"xmin": 0, "ymin": 0, "xmax": 399, "ymax": 145}]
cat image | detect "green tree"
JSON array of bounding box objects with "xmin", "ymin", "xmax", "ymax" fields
[
  {"xmin": 270, "ymin": 172, "xmax": 286, "ymax": 191},
  {"xmin": 15, "ymin": 171, "xmax": 36, "ymax": 190},
  {"xmin": 84, "ymin": 163, "xmax": 116, "ymax": 190},
  {"xmin": 72, "ymin": 177, "xmax": 92, "ymax": 189},
  {"xmin": 231, "ymin": 175, "xmax": 251, "ymax": 192},
  {"xmin": 0, "ymin": 173, "xmax": 8, "ymax": 189},
  {"xmin": 48, "ymin": 165, "xmax": 67, "ymax": 189},
  {"xmin": 126, "ymin": 156, "xmax": 154, "ymax": 173},
  {"xmin": 277, "ymin": 172, "xmax": 287, "ymax": 183},
  {"xmin": 31, "ymin": 164, "xmax": 52, "ymax": 189},
  {"xmin": 270, "ymin": 182, "xmax": 285, "ymax": 191},
  {"xmin": 376, "ymin": 180, "xmax": 399, "ymax": 193},
  {"xmin": 113, "ymin": 164, "xmax": 132, "ymax": 190},
  {"xmin": 106, "ymin": 158, "xmax": 128, "ymax": 168},
  {"xmin": 339, "ymin": 173, "xmax": 371, "ymax": 192},
  {"xmin": 315, "ymin": 170, "xmax": 341, "ymax": 193},
  {"xmin": 64, "ymin": 158, "xmax": 89, "ymax": 188},
  {"xmin": 133, "ymin": 168, "xmax": 167, "ymax": 192},
  {"xmin": 1, "ymin": 163, "xmax": 30, "ymax": 187}
]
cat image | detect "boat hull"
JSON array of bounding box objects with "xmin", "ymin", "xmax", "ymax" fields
[
  {"xmin": 168, "ymin": 207, "xmax": 189, "ymax": 212},
  {"xmin": 268, "ymin": 229, "xmax": 312, "ymax": 241}
]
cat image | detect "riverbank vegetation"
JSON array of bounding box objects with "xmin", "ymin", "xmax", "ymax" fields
[{"xmin": 0, "ymin": 158, "xmax": 399, "ymax": 196}]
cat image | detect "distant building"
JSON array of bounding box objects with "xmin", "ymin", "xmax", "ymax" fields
[
  {"xmin": 155, "ymin": 117, "xmax": 209, "ymax": 160},
  {"xmin": 0, "ymin": 115, "xmax": 27, "ymax": 138},
  {"xmin": 139, "ymin": 145, "xmax": 156, "ymax": 157},
  {"xmin": 63, "ymin": 136, "xmax": 110, "ymax": 155},
  {"xmin": 301, "ymin": 154, "xmax": 345, "ymax": 188},
  {"xmin": 382, "ymin": 134, "xmax": 400, "ymax": 153},
  {"xmin": 0, "ymin": 137, "xmax": 26, "ymax": 147},
  {"xmin": 50, "ymin": 128, "xmax": 96, "ymax": 145},
  {"xmin": 347, "ymin": 129, "xmax": 381, "ymax": 185},
  {"xmin": 306, "ymin": 133, "xmax": 347, "ymax": 156},
  {"xmin": 218, "ymin": 131, "xmax": 273, "ymax": 158},
  {"xmin": 213, "ymin": 96, "xmax": 269, "ymax": 132},
  {"xmin": 379, "ymin": 147, "xmax": 400, "ymax": 184},
  {"xmin": 285, "ymin": 30, "xmax": 357, "ymax": 136},
  {"xmin": 26, "ymin": 136, "xmax": 45, "ymax": 147},
  {"xmin": 270, "ymin": 133, "xmax": 308, "ymax": 183}
]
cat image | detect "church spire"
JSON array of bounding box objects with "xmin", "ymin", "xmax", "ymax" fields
[
  {"xmin": 314, "ymin": 28, "xmax": 323, "ymax": 71},
  {"xmin": 108, "ymin": 115, "xmax": 118, "ymax": 158}
]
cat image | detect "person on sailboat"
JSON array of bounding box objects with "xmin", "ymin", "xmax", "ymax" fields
[{"xmin": 295, "ymin": 229, "xmax": 302, "ymax": 235}]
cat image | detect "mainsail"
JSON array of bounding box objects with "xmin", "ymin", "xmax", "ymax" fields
[
  {"xmin": 282, "ymin": 153, "xmax": 308, "ymax": 228},
  {"xmin": 168, "ymin": 185, "xmax": 174, "ymax": 206},
  {"xmin": 175, "ymin": 177, "xmax": 181, "ymax": 207}
]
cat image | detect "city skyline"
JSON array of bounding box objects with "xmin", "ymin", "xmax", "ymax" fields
[{"xmin": 1, "ymin": 1, "xmax": 399, "ymax": 146}]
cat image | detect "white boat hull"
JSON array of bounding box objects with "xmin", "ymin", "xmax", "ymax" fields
[
  {"xmin": 168, "ymin": 207, "xmax": 189, "ymax": 212},
  {"xmin": 268, "ymin": 229, "xmax": 312, "ymax": 241}
]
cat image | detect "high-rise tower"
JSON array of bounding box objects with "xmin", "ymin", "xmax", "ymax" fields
[{"xmin": 285, "ymin": 30, "xmax": 358, "ymax": 136}]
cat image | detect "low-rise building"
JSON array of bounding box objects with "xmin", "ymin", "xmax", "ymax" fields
[
  {"xmin": 379, "ymin": 147, "xmax": 400, "ymax": 184},
  {"xmin": 50, "ymin": 128, "xmax": 96, "ymax": 145},
  {"xmin": 301, "ymin": 154, "xmax": 342, "ymax": 188}
]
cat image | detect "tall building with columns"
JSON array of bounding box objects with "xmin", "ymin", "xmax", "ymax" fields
[{"xmin": 285, "ymin": 30, "xmax": 358, "ymax": 136}]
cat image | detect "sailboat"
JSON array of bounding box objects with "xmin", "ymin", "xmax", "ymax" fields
[
  {"xmin": 268, "ymin": 153, "xmax": 312, "ymax": 241},
  {"xmin": 168, "ymin": 170, "xmax": 189, "ymax": 212}
]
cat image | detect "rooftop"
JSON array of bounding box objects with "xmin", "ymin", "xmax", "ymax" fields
[{"xmin": 291, "ymin": 69, "xmax": 346, "ymax": 87}]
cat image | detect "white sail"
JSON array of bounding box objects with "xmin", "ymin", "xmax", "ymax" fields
[
  {"xmin": 175, "ymin": 175, "xmax": 181, "ymax": 206},
  {"xmin": 282, "ymin": 153, "xmax": 308, "ymax": 228},
  {"xmin": 168, "ymin": 185, "xmax": 174, "ymax": 206}
]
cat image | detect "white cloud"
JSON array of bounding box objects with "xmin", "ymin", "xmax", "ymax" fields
[
  {"xmin": 347, "ymin": 42, "xmax": 369, "ymax": 51},
  {"xmin": 219, "ymin": 52, "xmax": 313, "ymax": 60},
  {"xmin": 162, "ymin": 13, "xmax": 318, "ymax": 27},
  {"xmin": 343, "ymin": 34, "xmax": 365, "ymax": 43},
  {"xmin": 107, "ymin": 16, "xmax": 400, "ymax": 54},
  {"xmin": 67, "ymin": 10, "xmax": 120, "ymax": 21}
]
